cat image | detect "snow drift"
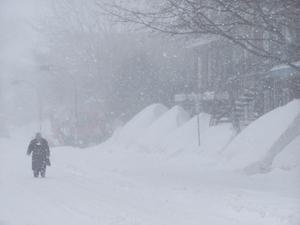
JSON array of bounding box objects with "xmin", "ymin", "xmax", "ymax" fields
[
  {"xmin": 136, "ymin": 105, "xmax": 190, "ymax": 151},
  {"xmin": 110, "ymin": 103, "xmax": 168, "ymax": 148},
  {"xmin": 224, "ymin": 100, "xmax": 300, "ymax": 172},
  {"xmin": 106, "ymin": 105, "xmax": 234, "ymax": 156},
  {"xmin": 159, "ymin": 113, "xmax": 234, "ymax": 155}
]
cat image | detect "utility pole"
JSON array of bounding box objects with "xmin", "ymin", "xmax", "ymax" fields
[
  {"xmin": 196, "ymin": 52, "xmax": 202, "ymax": 147},
  {"xmin": 73, "ymin": 76, "xmax": 79, "ymax": 147},
  {"xmin": 196, "ymin": 95, "xmax": 201, "ymax": 146}
]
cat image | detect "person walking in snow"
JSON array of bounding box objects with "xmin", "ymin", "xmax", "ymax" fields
[{"xmin": 27, "ymin": 133, "xmax": 50, "ymax": 178}]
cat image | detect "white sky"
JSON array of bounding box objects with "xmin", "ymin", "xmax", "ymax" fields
[
  {"xmin": 0, "ymin": 0, "xmax": 51, "ymax": 124},
  {"xmin": 0, "ymin": 0, "xmax": 48, "ymax": 75}
]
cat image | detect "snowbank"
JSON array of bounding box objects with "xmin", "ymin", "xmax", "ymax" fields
[
  {"xmin": 159, "ymin": 113, "xmax": 210, "ymax": 153},
  {"xmin": 224, "ymin": 100, "xmax": 300, "ymax": 171},
  {"xmin": 159, "ymin": 113, "xmax": 234, "ymax": 155},
  {"xmin": 110, "ymin": 103, "xmax": 168, "ymax": 147},
  {"xmin": 136, "ymin": 105, "xmax": 190, "ymax": 151},
  {"xmin": 106, "ymin": 105, "xmax": 233, "ymax": 156}
]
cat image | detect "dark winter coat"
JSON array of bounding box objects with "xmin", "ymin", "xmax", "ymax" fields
[{"xmin": 27, "ymin": 138, "xmax": 50, "ymax": 171}]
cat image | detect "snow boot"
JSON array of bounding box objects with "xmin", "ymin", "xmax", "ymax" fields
[
  {"xmin": 33, "ymin": 171, "xmax": 39, "ymax": 178},
  {"xmin": 41, "ymin": 170, "xmax": 46, "ymax": 178}
]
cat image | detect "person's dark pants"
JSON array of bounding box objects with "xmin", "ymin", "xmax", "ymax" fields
[
  {"xmin": 32, "ymin": 154, "xmax": 47, "ymax": 178},
  {"xmin": 33, "ymin": 168, "xmax": 46, "ymax": 178}
]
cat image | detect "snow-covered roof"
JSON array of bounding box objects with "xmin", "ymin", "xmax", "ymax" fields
[
  {"xmin": 269, "ymin": 62, "xmax": 300, "ymax": 78},
  {"xmin": 271, "ymin": 61, "xmax": 300, "ymax": 71},
  {"xmin": 186, "ymin": 35, "xmax": 220, "ymax": 49}
]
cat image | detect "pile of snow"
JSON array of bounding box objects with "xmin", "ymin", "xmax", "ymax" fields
[
  {"xmin": 109, "ymin": 103, "xmax": 168, "ymax": 147},
  {"xmin": 272, "ymin": 135, "xmax": 300, "ymax": 171},
  {"xmin": 136, "ymin": 105, "xmax": 190, "ymax": 151},
  {"xmin": 159, "ymin": 113, "xmax": 234, "ymax": 155},
  {"xmin": 224, "ymin": 100, "xmax": 300, "ymax": 171},
  {"xmin": 105, "ymin": 104, "xmax": 234, "ymax": 156}
]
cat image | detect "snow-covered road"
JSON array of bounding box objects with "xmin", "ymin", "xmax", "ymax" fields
[{"xmin": 1, "ymin": 137, "xmax": 299, "ymax": 225}]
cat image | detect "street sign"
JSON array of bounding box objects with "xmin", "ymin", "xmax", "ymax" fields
[
  {"xmin": 174, "ymin": 91, "xmax": 220, "ymax": 102},
  {"xmin": 174, "ymin": 94, "xmax": 187, "ymax": 102}
]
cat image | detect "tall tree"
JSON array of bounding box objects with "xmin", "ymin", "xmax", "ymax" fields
[{"xmin": 104, "ymin": 0, "xmax": 300, "ymax": 71}]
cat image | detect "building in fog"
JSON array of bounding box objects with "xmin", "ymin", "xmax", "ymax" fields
[{"xmin": 188, "ymin": 31, "xmax": 300, "ymax": 132}]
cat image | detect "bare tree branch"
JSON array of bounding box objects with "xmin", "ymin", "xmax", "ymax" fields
[{"xmin": 101, "ymin": 0, "xmax": 300, "ymax": 72}]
